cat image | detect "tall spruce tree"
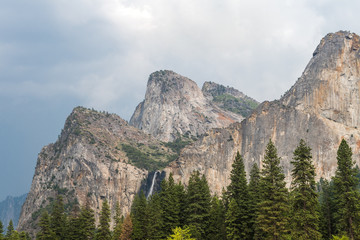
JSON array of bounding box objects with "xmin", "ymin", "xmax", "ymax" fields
[
  {"xmin": 333, "ymin": 139, "xmax": 360, "ymax": 240},
  {"xmin": 97, "ymin": 199, "xmax": 111, "ymax": 240},
  {"xmin": 255, "ymin": 139, "xmax": 289, "ymax": 240},
  {"xmin": 113, "ymin": 201, "xmax": 123, "ymax": 240},
  {"xmin": 78, "ymin": 200, "xmax": 95, "ymax": 239},
  {"xmin": 184, "ymin": 171, "xmax": 211, "ymax": 240},
  {"xmin": 225, "ymin": 151, "xmax": 251, "ymax": 239},
  {"xmin": 208, "ymin": 196, "xmax": 226, "ymax": 240},
  {"xmin": 248, "ymin": 163, "xmax": 261, "ymax": 239},
  {"xmin": 37, "ymin": 211, "xmax": 56, "ymax": 240},
  {"xmin": 131, "ymin": 191, "xmax": 149, "ymax": 240},
  {"xmin": 226, "ymin": 198, "xmax": 242, "ymax": 240},
  {"xmin": 67, "ymin": 205, "xmax": 81, "ymax": 240},
  {"xmin": 319, "ymin": 178, "xmax": 336, "ymax": 240},
  {"xmin": 147, "ymin": 193, "xmax": 163, "ymax": 239},
  {"xmin": 50, "ymin": 195, "xmax": 67, "ymax": 240},
  {"xmin": 5, "ymin": 220, "xmax": 14, "ymax": 239},
  {"xmin": 290, "ymin": 139, "xmax": 321, "ymax": 240},
  {"xmin": 0, "ymin": 220, "xmax": 3, "ymax": 240}
]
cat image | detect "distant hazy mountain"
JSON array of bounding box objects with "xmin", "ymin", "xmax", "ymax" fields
[{"xmin": 0, "ymin": 193, "xmax": 27, "ymax": 228}]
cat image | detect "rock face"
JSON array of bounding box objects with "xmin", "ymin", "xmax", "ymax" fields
[
  {"xmin": 166, "ymin": 31, "xmax": 360, "ymax": 193},
  {"xmin": 130, "ymin": 70, "xmax": 244, "ymax": 142},
  {"xmin": 202, "ymin": 81, "xmax": 259, "ymax": 117},
  {"xmin": 0, "ymin": 193, "xmax": 27, "ymax": 229},
  {"xmin": 17, "ymin": 107, "xmax": 176, "ymax": 235}
]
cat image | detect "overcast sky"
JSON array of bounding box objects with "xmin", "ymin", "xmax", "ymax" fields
[{"xmin": 1, "ymin": 0, "xmax": 360, "ymax": 200}]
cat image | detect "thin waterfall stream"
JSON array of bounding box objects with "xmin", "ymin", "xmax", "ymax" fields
[{"xmin": 147, "ymin": 171, "xmax": 159, "ymax": 199}]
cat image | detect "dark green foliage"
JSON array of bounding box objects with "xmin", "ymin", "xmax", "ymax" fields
[
  {"xmin": 36, "ymin": 211, "xmax": 56, "ymax": 240},
  {"xmin": 290, "ymin": 139, "xmax": 321, "ymax": 240},
  {"xmin": 248, "ymin": 163, "xmax": 261, "ymax": 239},
  {"xmin": 184, "ymin": 171, "xmax": 211, "ymax": 240},
  {"xmin": 146, "ymin": 193, "xmax": 163, "ymax": 239},
  {"xmin": 256, "ymin": 140, "xmax": 289, "ymax": 239},
  {"xmin": 50, "ymin": 195, "xmax": 67, "ymax": 239},
  {"xmin": 159, "ymin": 174, "xmax": 185, "ymax": 238},
  {"xmin": 67, "ymin": 206, "xmax": 82, "ymax": 240},
  {"xmin": 225, "ymin": 152, "xmax": 251, "ymax": 239},
  {"xmin": 208, "ymin": 196, "xmax": 226, "ymax": 240},
  {"xmin": 131, "ymin": 191, "xmax": 148, "ymax": 240},
  {"xmin": 319, "ymin": 178, "xmax": 336, "ymax": 240},
  {"xmin": 164, "ymin": 136, "xmax": 192, "ymax": 155},
  {"xmin": 112, "ymin": 201, "xmax": 123, "ymax": 240},
  {"xmin": 121, "ymin": 144, "xmax": 175, "ymax": 171},
  {"xmin": 5, "ymin": 220, "xmax": 14, "ymax": 239},
  {"xmin": 78, "ymin": 201, "xmax": 95, "ymax": 239},
  {"xmin": 213, "ymin": 94, "xmax": 259, "ymax": 117},
  {"xmin": 97, "ymin": 199, "xmax": 111, "ymax": 240},
  {"xmin": 226, "ymin": 198, "xmax": 242, "ymax": 240},
  {"xmin": 333, "ymin": 139, "xmax": 360, "ymax": 240},
  {"xmin": 0, "ymin": 220, "xmax": 3, "ymax": 240}
]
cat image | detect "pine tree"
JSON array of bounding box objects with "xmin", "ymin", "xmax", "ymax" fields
[
  {"xmin": 67, "ymin": 205, "xmax": 82, "ymax": 240},
  {"xmin": 333, "ymin": 139, "xmax": 360, "ymax": 240},
  {"xmin": 97, "ymin": 199, "xmax": 111, "ymax": 240},
  {"xmin": 160, "ymin": 174, "xmax": 184, "ymax": 237},
  {"xmin": 50, "ymin": 195, "xmax": 67, "ymax": 240},
  {"xmin": 248, "ymin": 163, "xmax": 261, "ymax": 239},
  {"xmin": 255, "ymin": 139, "xmax": 289, "ymax": 240},
  {"xmin": 6, "ymin": 220, "xmax": 15, "ymax": 239},
  {"xmin": 184, "ymin": 171, "xmax": 211, "ymax": 240},
  {"xmin": 226, "ymin": 198, "xmax": 242, "ymax": 240},
  {"xmin": 0, "ymin": 220, "xmax": 3, "ymax": 240},
  {"xmin": 120, "ymin": 214, "xmax": 133, "ymax": 240},
  {"xmin": 79, "ymin": 200, "xmax": 96, "ymax": 239},
  {"xmin": 166, "ymin": 226, "xmax": 196, "ymax": 240},
  {"xmin": 208, "ymin": 196, "xmax": 226, "ymax": 240},
  {"xmin": 290, "ymin": 139, "xmax": 321, "ymax": 240},
  {"xmin": 37, "ymin": 211, "xmax": 56, "ymax": 240},
  {"xmin": 131, "ymin": 191, "xmax": 148, "ymax": 240},
  {"xmin": 147, "ymin": 193, "xmax": 163, "ymax": 239},
  {"xmin": 319, "ymin": 178, "xmax": 336, "ymax": 240},
  {"xmin": 112, "ymin": 201, "xmax": 123, "ymax": 240},
  {"xmin": 225, "ymin": 151, "xmax": 250, "ymax": 239}
]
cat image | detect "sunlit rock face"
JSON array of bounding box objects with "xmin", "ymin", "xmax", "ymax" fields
[
  {"xmin": 166, "ymin": 31, "xmax": 360, "ymax": 193},
  {"xmin": 130, "ymin": 70, "xmax": 244, "ymax": 142}
]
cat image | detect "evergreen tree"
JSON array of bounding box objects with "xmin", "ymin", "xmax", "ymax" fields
[
  {"xmin": 131, "ymin": 191, "xmax": 148, "ymax": 240},
  {"xmin": 147, "ymin": 193, "xmax": 163, "ymax": 239},
  {"xmin": 225, "ymin": 198, "xmax": 242, "ymax": 240},
  {"xmin": 184, "ymin": 171, "xmax": 211, "ymax": 240},
  {"xmin": 50, "ymin": 195, "xmax": 67, "ymax": 240},
  {"xmin": 0, "ymin": 220, "xmax": 3, "ymax": 240},
  {"xmin": 120, "ymin": 214, "xmax": 133, "ymax": 240},
  {"xmin": 319, "ymin": 178, "xmax": 336, "ymax": 240},
  {"xmin": 97, "ymin": 199, "xmax": 111, "ymax": 240},
  {"xmin": 208, "ymin": 196, "xmax": 226, "ymax": 240},
  {"xmin": 248, "ymin": 163, "xmax": 261, "ymax": 239},
  {"xmin": 112, "ymin": 201, "xmax": 123, "ymax": 240},
  {"xmin": 225, "ymin": 151, "xmax": 251, "ymax": 239},
  {"xmin": 160, "ymin": 174, "xmax": 184, "ymax": 238},
  {"xmin": 37, "ymin": 211, "xmax": 56, "ymax": 240},
  {"xmin": 5, "ymin": 220, "xmax": 14, "ymax": 239},
  {"xmin": 79, "ymin": 200, "xmax": 96, "ymax": 239},
  {"xmin": 290, "ymin": 139, "xmax": 321, "ymax": 240},
  {"xmin": 255, "ymin": 139, "xmax": 289, "ymax": 240},
  {"xmin": 67, "ymin": 205, "xmax": 82, "ymax": 240},
  {"xmin": 333, "ymin": 139, "xmax": 360, "ymax": 240}
]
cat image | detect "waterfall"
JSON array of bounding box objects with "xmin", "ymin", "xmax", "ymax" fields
[{"xmin": 147, "ymin": 171, "xmax": 159, "ymax": 199}]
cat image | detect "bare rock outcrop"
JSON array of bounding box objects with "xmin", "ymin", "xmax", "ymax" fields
[
  {"xmin": 18, "ymin": 107, "xmax": 175, "ymax": 235},
  {"xmin": 130, "ymin": 70, "xmax": 244, "ymax": 142},
  {"xmin": 166, "ymin": 31, "xmax": 360, "ymax": 193}
]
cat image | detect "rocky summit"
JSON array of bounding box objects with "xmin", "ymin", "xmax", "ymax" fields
[
  {"xmin": 165, "ymin": 31, "xmax": 360, "ymax": 193},
  {"xmin": 129, "ymin": 70, "xmax": 245, "ymax": 142},
  {"xmin": 18, "ymin": 31, "xmax": 360, "ymax": 235}
]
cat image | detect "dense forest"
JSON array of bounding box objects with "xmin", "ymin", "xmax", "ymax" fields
[{"xmin": 2, "ymin": 139, "xmax": 360, "ymax": 240}]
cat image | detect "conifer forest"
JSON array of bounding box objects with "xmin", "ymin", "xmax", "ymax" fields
[{"xmin": 2, "ymin": 139, "xmax": 360, "ymax": 240}]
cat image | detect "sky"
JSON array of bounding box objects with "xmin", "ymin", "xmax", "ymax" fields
[{"xmin": 1, "ymin": 0, "xmax": 360, "ymax": 201}]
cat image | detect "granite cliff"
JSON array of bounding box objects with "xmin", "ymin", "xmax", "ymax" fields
[
  {"xmin": 18, "ymin": 107, "xmax": 176, "ymax": 235},
  {"xmin": 129, "ymin": 70, "xmax": 245, "ymax": 142},
  {"xmin": 165, "ymin": 31, "xmax": 360, "ymax": 193}
]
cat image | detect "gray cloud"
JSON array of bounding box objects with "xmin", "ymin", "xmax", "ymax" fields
[{"xmin": 1, "ymin": 0, "xmax": 360, "ymax": 200}]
